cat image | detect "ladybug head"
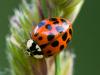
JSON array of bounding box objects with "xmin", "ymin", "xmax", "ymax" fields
[{"xmin": 26, "ymin": 39, "xmax": 43, "ymax": 59}]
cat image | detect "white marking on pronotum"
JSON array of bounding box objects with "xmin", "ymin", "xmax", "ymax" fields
[
  {"xmin": 33, "ymin": 55, "xmax": 43, "ymax": 59},
  {"xmin": 27, "ymin": 39, "xmax": 33, "ymax": 49},
  {"xmin": 36, "ymin": 45, "xmax": 41, "ymax": 51}
]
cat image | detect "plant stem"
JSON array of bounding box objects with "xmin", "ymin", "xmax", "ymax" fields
[
  {"xmin": 41, "ymin": 0, "xmax": 48, "ymax": 18},
  {"xmin": 55, "ymin": 54, "xmax": 61, "ymax": 75}
]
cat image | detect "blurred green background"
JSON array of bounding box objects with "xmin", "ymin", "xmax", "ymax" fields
[{"xmin": 0, "ymin": 0, "xmax": 100, "ymax": 75}]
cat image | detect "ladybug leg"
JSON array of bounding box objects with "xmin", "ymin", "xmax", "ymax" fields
[
  {"xmin": 24, "ymin": 49, "xmax": 31, "ymax": 56},
  {"xmin": 67, "ymin": 40, "xmax": 72, "ymax": 47}
]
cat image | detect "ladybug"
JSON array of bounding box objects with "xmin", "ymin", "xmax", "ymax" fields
[{"xmin": 26, "ymin": 17, "xmax": 72, "ymax": 59}]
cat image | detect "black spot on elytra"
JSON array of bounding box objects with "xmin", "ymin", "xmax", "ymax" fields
[
  {"xmin": 34, "ymin": 33, "xmax": 38, "ymax": 37},
  {"xmin": 69, "ymin": 29, "xmax": 72, "ymax": 35},
  {"xmin": 40, "ymin": 43, "xmax": 48, "ymax": 49},
  {"xmin": 38, "ymin": 36, "xmax": 42, "ymax": 40},
  {"xmin": 49, "ymin": 18, "xmax": 57, "ymax": 21},
  {"xmin": 49, "ymin": 18, "xmax": 59, "ymax": 24},
  {"xmin": 53, "ymin": 21, "xmax": 59, "ymax": 24},
  {"xmin": 51, "ymin": 40, "xmax": 59, "ymax": 47},
  {"xmin": 60, "ymin": 19, "xmax": 66, "ymax": 22},
  {"xmin": 60, "ymin": 45, "xmax": 64, "ymax": 50},
  {"xmin": 62, "ymin": 32, "xmax": 67, "ymax": 41},
  {"xmin": 47, "ymin": 34, "xmax": 54, "ymax": 41},
  {"xmin": 45, "ymin": 24, "xmax": 52, "ymax": 30}
]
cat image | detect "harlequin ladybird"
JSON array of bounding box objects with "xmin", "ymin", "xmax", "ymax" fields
[{"xmin": 26, "ymin": 17, "xmax": 72, "ymax": 59}]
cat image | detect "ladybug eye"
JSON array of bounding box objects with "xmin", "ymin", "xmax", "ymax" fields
[{"xmin": 27, "ymin": 39, "xmax": 33, "ymax": 49}]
